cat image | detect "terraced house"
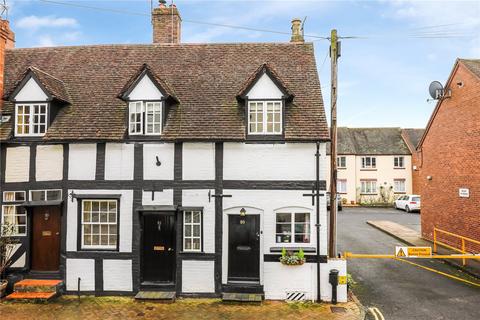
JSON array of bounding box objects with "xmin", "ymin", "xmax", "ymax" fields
[{"xmin": 0, "ymin": 4, "xmax": 347, "ymax": 302}]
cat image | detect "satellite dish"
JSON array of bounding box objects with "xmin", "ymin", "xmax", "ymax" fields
[{"xmin": 429, "ymin": 81, "xmax": 444, "ymax": 100}]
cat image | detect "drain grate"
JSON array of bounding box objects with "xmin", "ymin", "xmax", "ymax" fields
[{"xmin": 285, "ymin": 291, "xmax": 306, "ymax": 301}]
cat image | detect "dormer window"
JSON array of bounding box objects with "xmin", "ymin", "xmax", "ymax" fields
[
  {"xmin": 237, "ymin": 63, "xmax": 293, "ymax": 139},
  {"xmin": 119, "ymin": 64, "xmax": 178, "ymax": 137},
  {"xmin": 128, "ymin": 101, "xmax": 162, "ymax": 135},
  {"xmin": 248, "ymin": 101, "xmax": 282, "ymax": 134},
  {"xmin": 15, "ymin": 103, "xmax": 48, "ymax": 136}
]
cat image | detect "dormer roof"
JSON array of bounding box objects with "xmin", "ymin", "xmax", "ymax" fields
[
  {"xmin": 4, "ymin": 66, "xmax": 70, "ymax": 103},
  {"xmin": 118, "ymin": 63, "xmax": 178, "ymax": 103},
  {"xmin": 237, "ymin": 63, "xmax": 294, "ymax": 101}
]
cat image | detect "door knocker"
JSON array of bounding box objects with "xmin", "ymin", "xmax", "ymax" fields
[
  {"xmin": 157, "ymin": 220, "xmax": 162, "ymax": 231},
  {"xmin": 44, "ymin": 212, "xmax": 50, "ymax": 221}
]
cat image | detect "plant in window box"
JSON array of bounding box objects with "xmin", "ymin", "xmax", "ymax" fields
[
  {"xmin": 279, "ymin": 248, "xmax": 306, "ymax": 266},
  {"xmin": 0, "ymin": 222, "xmax": 16, "ymax": 298}
]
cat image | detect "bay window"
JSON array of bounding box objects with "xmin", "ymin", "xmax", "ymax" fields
[
  {"xmin": 248, "ymin": 101, "xmax": 282, "ymax": 135},
  {"xmin": 15, "ymin": 103, "xmax": 48, "ymax": 136},
  {"xmin": 128, "ymin": 101, "xmax": 162, "ymax": 135}
]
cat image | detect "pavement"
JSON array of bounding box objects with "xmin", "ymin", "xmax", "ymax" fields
[
  {"xmin": 338, "ymin": 207, "xmax": 480, "ymax": 320},
  {"xmin": 0, "ymin": 296, "xmax": 363, "ymax": 320},
  {"xmin": 367, "ymin": 219, "xmax": 480, "ymax": 278}
]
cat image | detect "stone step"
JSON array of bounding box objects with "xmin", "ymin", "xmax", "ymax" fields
[
  {"xmin": 14, "ymin": 279, "xmax": 63, "ymax": 293},
  {"xmin": 5, "ymin": 291, "xmax": 57, "ymax": 301},
  {"xmin": 135, "ymin": 291, "xmax": 176, "ymax": 303},
  {"xmin": 222, "ymin": 292, "xmax": 263, "ymax": 303}
]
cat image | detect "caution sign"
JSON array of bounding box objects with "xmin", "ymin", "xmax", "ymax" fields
[
  {"xmin": 395, "ymin": 246, "xmax": 432, "ymax": 258},
  {"xmin": 338, "ymin": 276, "xmax": 347, "ymax": 285}
]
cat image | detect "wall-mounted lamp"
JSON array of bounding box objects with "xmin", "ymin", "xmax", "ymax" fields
[
  {"xmin": 155, "ymin": 156, "xmax": 162, "ymax": 167},
  {"xmin": 240, "ymin": 208, "xmax": 246, "ymax": 217}
]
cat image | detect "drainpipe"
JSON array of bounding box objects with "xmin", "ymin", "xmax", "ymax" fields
[{"xmin": 315, "ymin": 141, "xmax": 321, "ymax": 302}]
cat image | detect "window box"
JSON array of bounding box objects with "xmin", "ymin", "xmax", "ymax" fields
[{"xmin": 279, "ymin": 248, "xmax": 305, "ymax": 266}]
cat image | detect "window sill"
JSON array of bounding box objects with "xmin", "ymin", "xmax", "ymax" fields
[
  {"xmin": 394, "ymin": 191, "xmax": 406, "ymax": 194},
  {"xmin": 338, "ymin": 167, "xmax": 347, "ymax": 170},
  {"xmin": 393, "ymin": 167, "xmax": 406, "ymax": 170},
  {"xmin": 360, "ymin": 193, "xmax": 378, "ymax": 195},
  {"xmin": 245, "ymin": 134, "xmax": 285, "ymax": 143},
  {"xmin": 360, "ymin": 168, "xmax": 377, "ymax": 171},
  {"xmin": 270, "ymin": 247, "xmax": 316, "ymax": 253}
]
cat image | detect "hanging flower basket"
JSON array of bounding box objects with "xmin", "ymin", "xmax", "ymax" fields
[{"xmin": 279, "ymin": 248, "xmax": 306, "ymax": 266}]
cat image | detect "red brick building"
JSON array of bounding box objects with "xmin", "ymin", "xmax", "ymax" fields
[
  {"xmin": 401, "ymin": 128, "xmax": 424, "ymax": 195},
  {"xmin": 417, "ymin": 59, "xmax": 480, "ymax": 252}
]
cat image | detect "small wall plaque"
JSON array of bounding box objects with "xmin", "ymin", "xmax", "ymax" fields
[
  {"xmin": 154, "ymin": 246, "xmax": 165, "ymax": 251},
  {"xmin": 459, "ymin": 188, "xmax": 470, "ymax": 198}
]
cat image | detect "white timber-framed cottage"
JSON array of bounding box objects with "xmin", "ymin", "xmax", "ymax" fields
[{"xmin": 0, "ymin": 3, "xmax": 346, "ymax": 302}]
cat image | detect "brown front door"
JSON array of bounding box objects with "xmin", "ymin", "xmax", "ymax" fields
[{"xmin": 31, "ymin": 206, "xmax": 61, "ymax": 271}]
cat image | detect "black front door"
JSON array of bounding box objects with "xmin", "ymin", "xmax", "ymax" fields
[
  {"xmin": 142, "ymin": 213, "xmax": 176, "ymax": 283},
  {"xmin": 228, "ymin": 215, "xmax": 260, "ymax": 282}
]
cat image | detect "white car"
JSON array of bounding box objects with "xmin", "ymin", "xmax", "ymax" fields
[{"xmin": 394, "ymin": 195, "xmax": 421, "ymax": 213}]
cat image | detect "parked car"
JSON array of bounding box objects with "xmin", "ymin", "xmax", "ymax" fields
[
  {"xmin": 326, "ymin": 193, "xmax": 343, "ymax": 211},
  {"xmin": 394, "ymin": 195, "xmax": 421, "ymax": 213}
]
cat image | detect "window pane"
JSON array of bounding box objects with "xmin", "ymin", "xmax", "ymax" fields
[
  {"xmin": 185, "ymin": 225, "xmax": 192, "ymax": 237},
  {"xmin": 192, "ymin": 211, "xmax": 201, "ymax": 223},
  {"xmin": 46, "ymin": 190, "xmax": 61, "ymax": 201},
  {"xmin": 276, "ymin": 224, "xmax": 291, "ymax": 233},
  {"xmin": 276, "ymin": 234, "xmax": 291, "ymax": 243},
  {"xmin": 295, "ymin": 213, "xmax": 309, "ymax": 223},
  {"xmin": 185, "ymin": 239, "xmax": 192, "ymax": 250},
  {"xmin": 295, "ymin": 234, "xmax": 310, "ymax": 243},
  {"xmin": 193, "ymin": 238, "xmax": 201, "ymax": 250},
  {"xmin": 276, "ymin": 213, "xmax": 291, "ymax": 223},
  {"xmin": 185, "ymin": 212, "xmax": 192, "ymax": 223}
]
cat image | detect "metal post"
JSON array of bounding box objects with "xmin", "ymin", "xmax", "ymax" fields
[
  {"xmin": 329, "ymin": 29, "xmax": 339, "ymax": 258},
  {"xmin": 462, "ymin": 238, "xmax": 466, "ymax": 266},
  {"xmin": 315, "ymin": 141, "xmax": 321, "ymax": 302},
  {"xmin": 433, "ymin": 228, "xmax": 437, "ymax": 253}
]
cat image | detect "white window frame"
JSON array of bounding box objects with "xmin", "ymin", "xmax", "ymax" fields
[
  {"xmin": 337, "ymin": 179, "xmax": 347, "ymax": 193},
  {"xmin": 360, "ymin": 180, "xmax": 377, "ymax": 194},
  {"xmin": 14, "ymin": 103, "xmax": 48, "ymax": 137},
  {"xmin": 394, "ymin": 156, "xmax": 405, "ymax": 168},
  {"xmin": 29, "ymin": 189, "xmax": 62, "ymax": 202},
  {"xmin": 337, "ymin": 156, "xmax": 346, "ymax": 168},
  {"xmin": 183, "ymin": 211, "xmax": 202, "ymax": 252},
  {"xmin": 361, "ymin": 156, "xmax": 377, "ymax": 169},
  {"xmin": 145, "ymin": 101, "xmax": 162, "ymax": 135},
  {"xmin": 81, "ymin": 199, "xmax": 118, "ymax": 250},
  {"xmin": 128, "ymin": 101, "xmax": 163, "ymax": 136},
  {"xmin": 1, "ymin": 204, "xmax": 27, "ymax": 236},
  {"xmin": 3, "ymin": 191, "xmax": 26, "ymax": 202},
  {"xmin": 394, "ymin": 179, "xmax": 406, "ymax": 193},
  {"xmin": 275, "ymin": 211, "xmax": 311, "ymax": 244},
  {"xmin": 248, "ymin": 100, "xmax": 282, "ymax": 135}
]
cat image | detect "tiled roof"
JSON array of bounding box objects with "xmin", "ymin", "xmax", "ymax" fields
[
  {"xmin": 327, "ymin": 127, "xmax": 411, "ymax": 155},
  {"xmin": 401, "ymin": 128, "xmax": 425, "ymax": 151},
  {"xmin": 460, "ymin": 59, "xmax": 480, "ymax": 78},
  {"xmin": 0, "ymin": 43, "xmax": 328, "ymax": 142}
]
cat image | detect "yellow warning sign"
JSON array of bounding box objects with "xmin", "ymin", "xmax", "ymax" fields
[
  {"xmin": 338, "ymin": 276, "xmax": 347, "ymax": 285},
  {"xmin": 396, "ymin": 247, "xmax": 407, "ymax": 257},
  {"xmin": 395, "ymin": 246, "xmax": 432, "ymax": 258}
]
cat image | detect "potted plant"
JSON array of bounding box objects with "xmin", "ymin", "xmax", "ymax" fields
[
  {"xmin": 279, "ymin": 248, "xmax": 306, "ymax": 266},
  {"xmin": 0, "ymin": 222, "xmax": 15, "ymax": 298}
]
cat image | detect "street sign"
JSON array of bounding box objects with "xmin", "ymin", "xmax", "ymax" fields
[
  {"xmin": 396, "ymin": 246, "xmax": 432, "ymax": 258},
  {"xmin": 459, "ymin": 188, "xmax": 470, "ymax": 198}
]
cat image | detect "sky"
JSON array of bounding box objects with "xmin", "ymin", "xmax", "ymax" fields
[{"xmin": 5, "ymin": 0, "xmax": 480, "ymax": 128}]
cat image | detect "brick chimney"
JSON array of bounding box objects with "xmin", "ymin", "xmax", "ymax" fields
[
  {"xmin": 290, "ymin": 18, "xmax": 304, "ymax": 43},
  {"xmin": 152, "ymin": 1, "xmax": 181, "ymax": 44},
  {"xmin": 0, "ymin": 19, "xmax": 14, "ymax": 110}
]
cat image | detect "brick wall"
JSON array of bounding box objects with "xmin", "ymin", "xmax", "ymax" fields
[
  {"xmin": 0, "ymin": 19, "xmax": 14, "ymax": 110},
  {"xmin": 419, "ymin": 62, "xmax": 480, "ymax": 252},
  {"xmin": 152, "ymin": 5, "xmax": 181, "ymax": 44},
  {"xmin": 411, "ymin": 150, "xmax": 422, "ymax": 195}
]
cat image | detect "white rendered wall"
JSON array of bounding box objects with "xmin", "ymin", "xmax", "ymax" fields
[
  {"xmin": 224, "ymin": 143, "xmax": 322, "ymax": 180},
  {"xmin": 222, "ymin": 189, "xmax": 327, "ymax": 285},
  {"xmin": 5, "ymin": 147, "xmax": 29, "ymax": 182},
  {"xmin": 142, "ymin": 189, "xmax": 173, "ymax": 206},
  {"xmin": 320, "ymin": 259, "xmax": 347, "ymax": 302},
  {"xmin": 182, "ymin": 143, "xmax": 215, "ymax": 180},
  {"xmin": 68, "ymin": 144, "xmax": 96, "ymax": 180},
  {"xmin": 181, "ymin": 260, "xmax": 215, "ymax": 293},
  {"xmin": 143, "ymin": 143, "xmax": 174, "ymax": 180},
  {"xmin": 264, "ymin": 262, "xmax": 317, "ymax": 300},
  {"xmin": 104, "ymin": 143, "xmax": 134, "ymax": 180},
  {"xmin": 127, "ymin": 74, "xmax": 163, "ymax": 100},
  {"xmin": 182, "ymin": 189, "xmax": 215, "ymax": 253},
  {"xmin": 13, "ymin": 77, "xmax": 48, "ymax": 101},
  {"xmin": 66, "ymin": 189, "xmax": 133, "ymax": 252},
  {"xmin": 66, "ymin": 258, "xmax": 95, "ymax": 291},
  {"xmin": 245, "ymin": 73, "xmax": 283, "ymax": 99},
  {"xmin": 36, "ymin": 145, "xmax": 63, "ymax": 181},
  {"xmin": 103, "ymin": 259, "xmax": 133, "ymax": 291}
]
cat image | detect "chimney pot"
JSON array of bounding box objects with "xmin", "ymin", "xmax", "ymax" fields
[{"xmin": 290, "ymin": 18, "xmax": 304, "ymax": 43}]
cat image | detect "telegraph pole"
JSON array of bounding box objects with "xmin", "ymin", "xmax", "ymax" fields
[{"xmin": 329, "ymin": 29, "xmax": 340, "ymax": 258}]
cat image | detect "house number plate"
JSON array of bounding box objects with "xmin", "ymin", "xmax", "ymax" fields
[
  {"xmin": 42, "ymin": 231, "xmax": 52, "ymax": 236},
  {"xmin": 154, "ymin": 246, "xmax": 165, "ymax": 251}
]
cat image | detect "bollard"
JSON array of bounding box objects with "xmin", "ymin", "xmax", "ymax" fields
[{"xmin": 329, "ymin": 269, "xmax": 339, "ymax": 305}]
